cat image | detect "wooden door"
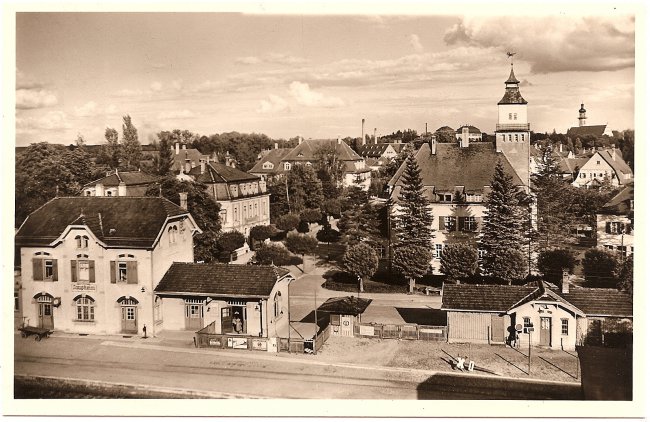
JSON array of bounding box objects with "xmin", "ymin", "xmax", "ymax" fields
[
  {"xmin": 221, "ymin": 307, "xmax": 232, "ymax": 333},
  {"xmin": 540, "ymin": 317, "xmax": 551, "ymax": 346},
  {"xmin": 340, "ymin": 315, "xmax": 353, "ymax": 337},
  {"xmin": 121, "ymin": 306, "xmax": 138, "ymax": 333},
  {"xmin": 491, "ymin": 314, "xmax": 505, "ymax": 343},
  {"xmin": 38, "ymin": 303, "xmax": 53, "ymax": 329},
  {"xmin": 185, "ymin": 303, "xmax": 204, "ymax": 330}
]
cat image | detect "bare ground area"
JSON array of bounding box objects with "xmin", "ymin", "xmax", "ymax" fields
[{"xmin": 317, "ymin": 336, "xmax": 581, "ymax": 383}]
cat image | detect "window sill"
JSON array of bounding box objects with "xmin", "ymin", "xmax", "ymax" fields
[{"xmin": 73, "ymin": 320, "xmax": 96, "ymax": 324}]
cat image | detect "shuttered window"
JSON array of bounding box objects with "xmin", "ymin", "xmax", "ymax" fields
[
  {"xmin": 33, "ymin": 258, "xmax": 58, "ymax": 281},
  {"xmin": 110, "ymin": 260, "xmax": 138, "ymax": 284}
]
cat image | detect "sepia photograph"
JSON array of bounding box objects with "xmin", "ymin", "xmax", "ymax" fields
[{"xmin": 3, "ymin": 1, "xmax": 645, "ymax": 417}]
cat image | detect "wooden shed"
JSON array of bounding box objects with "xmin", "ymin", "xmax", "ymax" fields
[{"xmin": 317, "ymin": 296, "xmax": 372, "ymax": 337}]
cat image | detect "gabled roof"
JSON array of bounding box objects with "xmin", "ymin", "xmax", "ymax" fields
[
  {"xmin": 154, "ymin": 262, "xmax": 291, "ymax": 298},
  {"xmin": 282, "ymin": 139, "xmax": 362, "ymax": 162},
  {"xmin": 15, "ymin": 197, "xmax": 191, "ymax": 248},
  {"xmin": 188, "ymin": 162, "xmax": 259, "ymax": 184},
  {"xmin": 567, "ymin": 125, "xmax": 608, "ymax": 138},
  {"xmin": 358, "ymin": 144, "xmax": 391, "ymax": 158},
  {"xmin": 318, "ymin": 296, "xmax": 372, "ymax": 316},
  {"xmin": 442, "ymin": 282, "xmax": 633, "ymax": 318},
  {"xmin": 249, "ymin": 148, "xmax": 292, "ymax": 174},
  {"xmin": 83, "ymin": 170, "xmax": 158, "ymax": 188},
  {"xmin": 436, "ymin": 126, "xmax": 455, "ymax": 133},
  {"xmin": 595, "ymin": 149, "xmax": 633, "ymax": 183},
  {"xmin": 172, "ymin": 148, "xmax": 208, "ymax": 171},
  {"xmin": 600, "ymin": 184, "xmax": 634, "ymax": 215},
  {"xmin": 388, "ymin": 142, "xmax": 523, "ymax": 198}
]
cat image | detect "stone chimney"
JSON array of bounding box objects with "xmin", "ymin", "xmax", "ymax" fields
[
  {"xmin": 559, "ymin": 143, "xmax": 563, "ymax": 153},
  {"xmin": 175, "ymin": 142, "xmax": 180, "ymax": 155},
  {"xmin": 200, "ymin": 161, "xmax": 206, "ymax": 174},
  {"xmin": 179, "ymin": 192, "xmax": 188, "ymax": 211},
  {"xmin": 374, "ymin": 128, "xmax": 377, "ymax": 144},
  {"xmin": 274, "ymin": 142, "xmax": 278, "ymax": 150},
  {"xmin": 184, "ymin": 159, "xmax": 191, "ymax": 174},
  {"xmin": 431, "ymin": 138, "xmax": 437, "ymax": 155},
  {"xmin": 460, "ymin": 126, "xmax": 470, "ymax": 148},
  {"xmin": 361, "ymin": 119, "xmax": 366, "ymax": 146},
  {"xmin": 95, "ymin": 183, "xmax": 105, "ymax": 197},
  {"xmin": 562, "ymin": 270, "xmax": 570, "ymax": 294},
  {"xmin": 337, "ymin": 136, "xmax": 342, "ymax": 145},
  {"xmin": 118, "ymin": 181, "xmax": 127, "ymax": 197},
  {"xmin": 298, "ymin": 136, "xmax": 302, "ymax": 145}
]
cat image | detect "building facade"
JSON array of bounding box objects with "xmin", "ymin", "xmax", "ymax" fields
[
  {"xmin": 572, "ymin": 148, "xmax": 633, "ymax": 188},
  {"xmin": 15, "ymin": 197, "xmax": 200, "ymax": 336},
  {"xmin": 82, "ymin": 170, "xmax": 158, "ymax": 197},
  {"xmin": 596, "ymin": 184, "xmax": 634, "ymax": 257}
]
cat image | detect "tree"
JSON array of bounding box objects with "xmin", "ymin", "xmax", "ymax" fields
[
  {"xmin": 276, "ymin": 213, "xmax": 300, "ymax": 232},
  {"xmin": 297, "ymin": 220, "xmax": 310, "ymax": 233},
  {"xmin": 491, "ymin": 249, "xmax": 529, "ymax": 285},
  {"xmin": 440, "ymin": 243, "xmax": 479, "ymax": 282},
  {"xmin": 343, "ymin": 243, "xmax": 379, "ymax": 293},
  {"xmin": 480, "ymin": 161, "xmax": 529, "ymax": 278},
  {"xmin": 285, "ymin": 232, "xmax": 318, "ymax": 272},
  {"xmin": 338, "ymin": 202, "xmax": 381, "ymax": 246},
  {"xmin": 392, "ymin": 245, "xmax": 432, "ymax": 293},
  {"xmin": 583, "ymin": 248, "xmax": 619, "ymax": 287},
  {"xmin": 121, "ymin": 115, "xmax": 142, "ymax": 169},
  {"xmin": 287, "ymin": 164, "xmax": 324, "ymax": 212},
  {"xmin": 316, "ymin": 221, "xmax": 341, "ymax": 244},
  {"xmin": 314, "ymin": 144, "xmax": 344, "ymax": 198},
  {"xmin": 153, "ymin": 132, "xmax": 175, "ymax": 176},
  {"xmin": 537, "ymin": 249, "xmax": 577, "ymax": 286},
  {"xmin": 145, "ymin": 176, "xmax": 222, "ymax": 263},
  {"xmin": 300, "ymin": 208, "xmax": 322, "ymax": 224},
  {"xmin": 617, "ymin": 254, "xmax": 633, "ymax": 295},
  {"xmin": 218, "ymin": 231, "xmax": 246, "ymax": 262},
  {"xmin": 254, "ymin": 243, "xmax": 293, "ymax": 266},
  {"xmin": 95, "ymin": 127, "xmax": 122, "ymax": 168},
  {"xmin": 393, "ymin": 151, "xmax": 434, "ymax": 249},
  {"xmin": 250, "ymin": 225, "xmax": 276, "ymax": 249}
]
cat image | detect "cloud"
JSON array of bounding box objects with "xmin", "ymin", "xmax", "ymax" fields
[
  {"xmin": 74, "ymin": 101, "xmax": 98, "ymax": 117},
  {"xmin": 171, "ymin": 79, "xmax": 183, "ymax": 91},
  {"xmin": 257, "ymin": 94, "xmax": 289, "ymax": 113},
  {"xmin": 157, "ymin": 109, "xmax": 195, "ymax": 120},
  {"xmin": 16, "ymin": 110, "xmax": 71, "ymax": 133},
  {"xmin": 105, "ymin": 104, "xmax": 118, "ymax": 115},
  {"xmin": 16, "ymin": 89, "xmax": 58, "ymax": 109},
  {"xmin": 288, "ymin": 82, "xmax": 344, "ymax": 108},
  {"xmin": 16, "ymin": 69, "xmax": 46, "ymax": 90},
  {"xmin": 236, "ymin": 53, "xmax": 308, "ymax": 66},
  {"xmin": 443, "ymin": 15, "xmax": 634, "ymax": 73},
  {"xmin": 150, "ymin": 81, "xmax": 163, "ymax": 92},
  {"xmin": 409, "ymin": 34, "xmax": 423, "ymax": 52}
]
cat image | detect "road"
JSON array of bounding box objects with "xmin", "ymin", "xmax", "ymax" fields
[{"xmin": 12, "ymin": 334, "xmax": 581, "ymax": 403}]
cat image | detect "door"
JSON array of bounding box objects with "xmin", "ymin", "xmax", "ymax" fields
[
  {"xmin": 340, "ymin": 315, "xmax": 353, "ymax": 337},
  {"xmin": 221, "ymin": 307, "xmax": 232, "ymax": 333},
  {"xmin": 121, "ymin": 306, "xmax": 138, "ymax": 333},
  {"xmin": 540, "ymin": 317, "xmax": 552, "ymax": 346},
  {"xmin": 491, "ymin": 314, "xmax": 505, "ymax": 343},
  {"xmin": 38, "ymin": 302, "xmax": 54, "ymax": 329},
  {"xmin": 185, "ymin": 303, "xmax": 204, "ymax": 330}
]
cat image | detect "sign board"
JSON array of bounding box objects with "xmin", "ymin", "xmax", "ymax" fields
[
  {"xmin": 515, "ymin": 323, "xmax": 523, "ymax": 331},
  {"xmin": 208, "ymin": 338, "xmax": 221, "ymax": 347},
  {"xmin": 252, "ymin": 340, "xmax": 267, "ymax": 351},
  {"xmin": 72, "ymin": 284, "xmax": 97, "ymax": 292},
  {"xmin": 420, "ymin": 328, "xmax": 443, "ymax": 334},
  {"xmin": 232, "ymin": 338, "xmax": 248, "ymax": 349},
  {"xmin": 359, "ymin": 325, "xmax": 375, "ymax": 336}
]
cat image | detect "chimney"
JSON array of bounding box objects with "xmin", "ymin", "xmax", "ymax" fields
[
  {"xmin": 298, "ymin": 136, "xmax": 302, "ymax": 145},
  {"xmin": 431, "ymin": 138, "xmax": 437, "ymax": 155},
  {"xmin": 559, "ymin": 144, "xmax": 563, "ymax": 153},
  {"xmin": 191, "ymin": 161, "xmax": 196, "ymax": 169},
  {"xmin": 200, "ymin": 161, "xmax": 206, "ymax": 174},
  {"xmin": 425, "ymin": 123, "xmax": 428, "ymax": 136},
  {"xmin": 361, "ymin": 118, "xmax": 366, "ymax": 146},
  {"xmin": 337, "ymin": 136, "xmax": 342, "ymax": 145},
  {"xmin": 175, "ymin": 142, "xmax": 180, "ymax": 155},
  {"xmin": 274, "ymin": 142, "xmax": 278, "ymax": 150},
  {"xmin": 182, "ymin": 144, "xmax": 187, "ymax": 150},
  {"xmin": 179, "ymin": 192, "xmax": 188, "ymax": 211},
  {"xmin": 374, "ymin": 128, "xmax": 377, "ymax": 144},
  {"xmin": 95, "ymin": 183, "xmax": 105, "ymax": 197},
  {"xmin": 118, "ymin": 181, "xmax": 127, "ymax": 197},
  {"xmin": 185, "ymin": 159, "xmax": 191, "ymax": 174},
  {"xmin": 561, "ymin": 270, "xmax": 570, "ymax": 294},
  {"xmin": 460, "ymin": 126, "xmax": 469, "ymax": 148}
]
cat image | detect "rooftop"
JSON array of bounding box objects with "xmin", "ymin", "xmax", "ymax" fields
[
  {"xmin": 189, "ymin": 162, "xmax": 259, "ymax": 184},
  {"xmin": 83, "ymin": 170, "xmax": 158, "ymax": 188}
]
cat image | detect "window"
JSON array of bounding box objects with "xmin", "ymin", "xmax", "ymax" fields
[
  {"xmin": 509, "ymin": 113, "xmax": 512, "ymax": 120},
  {"xmin": 434, "ymin": 244, "xmax": 444, "ymax": 259},
  {"xmin": 254, "ymin": 203, "xmax": 258, "ymax": 216},
  {"xmin": 478, "ymin": 249, "xmax": 486, "ymax": 259},
  {"xmin": 443, "ymin": 194, "xmax": 453, "ymax": 202},
  {"xmin": 561, "ymin": 319, "xmax": 569, "ymax": 336},
  {"xmin": 168, "ymin": 225, "xmax": 178, "ymax": 245},
  {"xmin": 111, "ymin": 255, "xmax": 138, "ymax": 284},
  {"xmin": 617, "ymin": 245, "xmax": 627, "ymax": 256},
  {"xmin": 85, "ymin": 191, "xmax": 92, "ymax": 196},
  {"xmin": 106, "ymin": 191, "xmax": 112, "ymax": 197},
  {"xmin": 514, "ymin": 134, "xmax": 519, "ymax": 142},
  {"xmin": 75, "ymin": 235, "xmax": 89, "ymax": 249},
  {"xmin": 32, "ymin": 253, "xmax": 58, "ymax": 281},
  {"xmin": 77, "ymin": 260, "xmax": 90, "ymax": 283},
  {"xmin": 604, "ymin": 244, "xmax": 614, "ymax": 251},
  {"xmin": 508, "ymin": 134, "xmax": 512, "ymax": 141},
  {"xmin": 154, "ymin": 296, "xmax": 162, "ymax": 322},
  {"xmin": 234, "ymin": 207, "xmax": 239, "ymax": 221},
  {"xmin": 463, "ymin": 216, "xmax": 477, "ymax": 232},
  {"xmin": 262, "ymin": 162, "xmax": 274, "ymax": 170},
  {"xmin": 44, "ymin": 260, "xmax": 54, "ymax": 279},
  {"xmin": 273, "ymin": 292, "xmax": 282, "ymax": 319},
  {"xmin": 597, "ymin": 160, "xmax": 601, "ymax": 165},
  {"xmin": 444, "ymin": 216, "xmax": 456, "ymax": 232},
  {"xmin": 284, "ymin": 163, "xmax": 291, "ymax": 171},
  {"xmin": 513, "ymin": 113, "xmax": 517, "ymax": 120},
  {"xmin": 606, "ymin": 222, "xmax": 624, "ymax": 234},
  {"xmin": 523, "ymin": 317, "xmax": 533, "ymax": 333},
  {"xmin": 14, "ymin": 291, "xmax": 19, "ymax": 312},
  {"xmin": 75, "ymin": 296, "xmax": 95, "ymax": 321}
]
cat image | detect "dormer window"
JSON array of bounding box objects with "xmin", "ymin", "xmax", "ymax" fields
[
  {"xmin": 106, "ymin": 191, "xmax": 112, "ymax": 197},
  {"xmin": 263, "ymin": 162, "xmax": 274, "ymax": 170},
  {"xmin": 284, "ymin": 163, "xmax": 291, "ymax": 171}
]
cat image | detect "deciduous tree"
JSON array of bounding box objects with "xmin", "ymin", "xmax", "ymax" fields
[
  {"xmin": 121, "ymin": 115, "xmax": 142, "ymax": 169},
  {"xmin": 250, "ymin": 225, "xmax": 276, "ymax": 249},
  {"xmin": 276, "ymin": 213, "xmax": 300, "ymax": 232},
  {"xmin": 392, "ymin": 245, "xmax": 432, "ymax": 293},
  {"xmin": 583, "ymin": 248, "xmax": 619, "ymax": 287},
  {"xmin": 440, "ymin": 243, "xmax": 479, "ymax": 282},
  {"xmin": 287, "ymin": 164, "xmax": 324, "ymax": 212},
  {"xmin": 285, "ymin": 233, "xmax": 318, "ymax": 272},
  {"xmin": 617, "ymin": 254, "xmax": 633, "ymax": 295},
  {"xmin": 343, "ymin": 242, "xmax": 379, "ymax": 293},
  {"xmin": 254, "ymin": 243, "xmax": 292, "ymax": 266},
  {"xmin": 536, "ymin": 249, "xmax": 577, "ymax": 286},
  {"xmin": 218, "ymin": 231, "xmax": 246, "ymax": 262}
]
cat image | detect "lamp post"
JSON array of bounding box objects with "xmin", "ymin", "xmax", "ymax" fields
[
  {"xmin": 528, "ymin": 327, "xmax": 534, "ymax": 375},
  {"xmin": 287, "ymin": 277, "xmax": 293, "ymax": 354}
]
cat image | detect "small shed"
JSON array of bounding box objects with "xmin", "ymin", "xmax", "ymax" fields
[{"xmin": 318, "ymin": 296, "xmax": 372, "ymax": 337}]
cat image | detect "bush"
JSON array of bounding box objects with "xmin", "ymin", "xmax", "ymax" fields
[
  {"xmin": 316, "ymin": 223, "xmax": 341, "ymax": 244},
  {"xmin": 537, "ymin": 248, "xmax": 576, "ymax": 286},
  {"xmin": 217, "ymin": 231, "xmax": 246, "ymax": 262},
  {"xmin": 254, "ymin": 243, "xmax": 292, "ymax": 266},
  {"xmin": 297, "ymin": 220, "xmax": 310, "ymax": 233}
]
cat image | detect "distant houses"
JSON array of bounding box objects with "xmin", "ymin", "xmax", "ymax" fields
[
  {"xmin": 596, "ymin": 184, "xmax": 634, "ymax": 257},
  {"xmin": 82, "ymin": 169, "xmax": 158, "ymax": 197},
  {"xmin": 571, "ymin": 147, "xmax": 633, "ymax": 188}
]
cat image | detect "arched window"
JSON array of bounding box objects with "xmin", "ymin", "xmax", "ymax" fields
[
  {"xmin": 168, "ymin": 225, "xmax": 178, "ymax": 245},
  {"xmin": 75, "ymin": 235, "xmax": 89, "ymax": 249},
  {"xmin": 75, "ymin": 295, "xmax": 95, "ymax": 321},
  {"xmin": 273, "ymin": 292, "xmax": 282, "ymax": 318}
]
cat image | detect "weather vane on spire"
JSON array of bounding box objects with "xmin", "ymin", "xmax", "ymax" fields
[{"xmin": 506, "ymin": 51, "xmax": 516, "ymax": 65}]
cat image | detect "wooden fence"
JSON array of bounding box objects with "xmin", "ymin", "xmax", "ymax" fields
[{"xmin": 354, "ymin": 322, "xmax": 447, "ymax": 341}]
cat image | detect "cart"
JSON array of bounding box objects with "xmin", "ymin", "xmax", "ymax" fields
[{"xmin": 19, "ymin": 326, "xmax": 52, "ymax": 341}]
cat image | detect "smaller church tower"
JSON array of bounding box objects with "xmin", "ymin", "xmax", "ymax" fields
[{"xmin": 578, "ymin": 103, "xmax": 587, "ymax": 127}]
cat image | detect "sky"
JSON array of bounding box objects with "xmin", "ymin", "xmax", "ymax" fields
[{"xmin": 14, "ymin": 10, "xmax": 636, "ymax": 146}]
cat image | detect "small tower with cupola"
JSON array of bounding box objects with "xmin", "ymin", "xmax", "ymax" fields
[
  {"xmin": 578, "ymin": 103, "xmax": 587, "ymax": 127},
  {"xmin": 495, "ymin": 62, "xmax": 531, "ymax": 189}
]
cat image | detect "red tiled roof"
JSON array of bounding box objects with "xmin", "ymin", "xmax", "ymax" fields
[
  {"xmin": 155, "ymin": 262, "xmax": 290, "ymax": 297},
  {"xmin": 318, "ymin": 296, "xmax": 372, "ymax": 316},
  {"xmin": 15, "ymin": 197, "xmax": 190, "ymax": 248},
  {"xmin": 282, "ymin": 139, "xmax": 362, "ymax": 162},
  {"xmin": 189, "ymin": 162, "xmax": 259, "ymax": 183},
  {"xmin": 249, "ymin": 148, "xmax": 292, "ymax": 174},
  {"xmin": 559, "ymin": 288, "xmax": 632, "ymax": 317}
]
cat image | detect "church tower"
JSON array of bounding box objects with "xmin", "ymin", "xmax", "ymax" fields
[
  {"xmin": 578, "ymin": 103, "xmax": 587, "ymax": 127},
  {"xmin": 495, "ymin": 63, "xmax": 531, "ymax": 189}
]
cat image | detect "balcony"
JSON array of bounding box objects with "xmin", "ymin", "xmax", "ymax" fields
[{"xmin": 496, "ymin": 123, "xmax": 530, "ymax": 131}]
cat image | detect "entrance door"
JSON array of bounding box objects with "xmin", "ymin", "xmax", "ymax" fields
[
  {"xmin": 491, "ymin": 314, "xmax": 505, "ymax": 343},
  {"xmin": 38, "ymin": 302, "xmax": 54, "ymax": 329},
  {"xmin": 185, "ymin": 302, "xmax": 204, "ymax": 330},
  {"xmin": 340, "ymin": 315, "xmax": 353, "ymax": 337},
  {"xmin": 121, "ymin": 306, "xmax": 137, "ymax": 333},
  {"xmin": 540, "ymin": 317, "xmax": 552, "ymax": 346},
  {"xmin": 221, "ymin": 307, "xmax": 232, "ymax": 333}
]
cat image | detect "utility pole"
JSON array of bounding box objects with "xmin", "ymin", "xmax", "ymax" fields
[{"xmin": 314, "ymin": 282, "xmax": 318, "ymax": 355}]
